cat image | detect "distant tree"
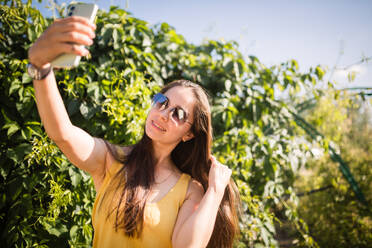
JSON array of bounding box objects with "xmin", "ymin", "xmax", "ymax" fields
[{"xmin": 295, "ymin": 90, "xmax": 372, "ymax": 247}]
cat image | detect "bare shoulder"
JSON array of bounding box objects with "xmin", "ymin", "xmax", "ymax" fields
[
  {"xmin": 92, "ymin": 142, "xmax": 132, "ymax": 192},
  {"xmin": 172, "ymin": 177, "xmax": 205, "ymax": 242},
  {"xmin": 185, "ymin": 178, "xmax": 205, "ymax": 202}
]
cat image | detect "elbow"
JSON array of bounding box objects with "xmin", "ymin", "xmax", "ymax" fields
[
  {"xmin": 47, "ymin": 130, "xmax": 68, "ymax": 143},
  {"xmin": 46, "ymin": 125, "xmax": 74, "ymax": 144},
  {"xmin": 172, "ymin": 237, "xmax": 187, "ymax": 248},
  {"xmin": 172, "ymin": 238, "xmax": 206, "ymax": 248},
  {"xmin": 47, "ymin": 132, "xmax": 63, "ymax": 143},
  {"xmin": 40, "ymin": 118, "xmax": 73, "ymax": 143}
]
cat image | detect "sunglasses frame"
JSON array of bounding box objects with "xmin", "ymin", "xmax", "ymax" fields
[{"xmin": 151, "ymin": 93, "xmax": 193, "ymax": 125}]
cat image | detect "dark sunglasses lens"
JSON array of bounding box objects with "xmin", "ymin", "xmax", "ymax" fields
[{"xmin": 172, "ymin": 108, "xmax": 186, "ymax": 123}]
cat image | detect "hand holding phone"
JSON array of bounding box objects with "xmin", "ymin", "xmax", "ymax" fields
[{"xmin": 51, "ymin": 3, "xmax": 98, "ymax": 68}]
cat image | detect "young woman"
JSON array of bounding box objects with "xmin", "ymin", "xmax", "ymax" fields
[{"xmin": 28, "ymin": 16, "xmax": 240, "ymax": 248}]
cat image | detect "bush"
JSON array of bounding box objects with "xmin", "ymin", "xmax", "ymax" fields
[{"xmin": 1, "ymin": 1, "xmax": 342, "ymax": 247}]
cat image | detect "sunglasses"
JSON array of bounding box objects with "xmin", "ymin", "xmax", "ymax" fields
[{"xmin": 152, "ymin": 93, "xmax": 192, "ymax": 125}]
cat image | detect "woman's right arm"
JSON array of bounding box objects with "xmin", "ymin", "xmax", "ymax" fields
[{"xmin": 29, "ymin": 17, "xmax": 112, "ymax": 189}]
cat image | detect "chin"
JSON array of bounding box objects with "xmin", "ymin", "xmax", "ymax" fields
[{"xmin": 145, "ymin": 120, "xmax": 162, "ymax": 141}]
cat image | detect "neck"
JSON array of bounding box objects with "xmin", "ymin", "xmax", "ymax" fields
[{"xmin": 151, "ymin": 140, "xmax": 178, "ymax": 169}]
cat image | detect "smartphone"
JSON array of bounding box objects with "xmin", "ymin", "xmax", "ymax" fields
[{"xmin": 51, "ymin": 3, "xmax": 98, "ymax": 68}]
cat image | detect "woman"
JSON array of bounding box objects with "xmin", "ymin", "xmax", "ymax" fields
[{"xmin": 28, "ymin": 16, "xmax": 240, "ymax": 247}]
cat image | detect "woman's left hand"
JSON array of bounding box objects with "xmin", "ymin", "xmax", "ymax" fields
[{"xmin": 208, "ymin": 155, "xmax": 232, "ymax": 196}]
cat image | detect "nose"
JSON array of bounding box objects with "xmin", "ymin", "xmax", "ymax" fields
[{"xmin": 159, "ymin": 108, "xmax": 170, "ymax": 121}]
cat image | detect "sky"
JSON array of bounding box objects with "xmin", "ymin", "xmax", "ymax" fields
[{"xmin": 33, "ymin": 0, "xmax": 372, "ymax": 89}]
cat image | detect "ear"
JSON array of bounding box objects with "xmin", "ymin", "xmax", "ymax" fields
[{"xmin": 182, "ymin": 131, "xmax": 194, "ymax": 142}]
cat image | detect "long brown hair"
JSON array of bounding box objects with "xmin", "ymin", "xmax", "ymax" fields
[{"xmin": 103, "ymin": 79, "xmax": 240, "ymax": 247}]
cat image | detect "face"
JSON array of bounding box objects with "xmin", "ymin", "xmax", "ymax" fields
[{"xmin": 145, "ymin": 86, "xmax": 195, "ymax": 145}]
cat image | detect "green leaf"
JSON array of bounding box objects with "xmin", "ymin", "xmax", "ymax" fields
[
  {"xmin": 67, "ymin": 99, "xmax": 80, "ymax": 116},
  {"xmin": 142, "ymin": 33, "xmax": 151, "ymax": 47},
  {"xmin": 22, "ymin": 73, "xmax": 32, "ymax": 84},
  {"xmin": 27, "ymin": 26, "xmax": 37, "ymax": 42},
  {"xmin": 102, "ymin": 27, "xmax": 113, "ymax": 45},
  {"xmin": 46, "ymin": 222, "xmax": 68, "ymax": 237},
  {"xmin": 260, "ymin": 227, "xmax": 270, "ymax": 246},
  {"xmin": 315, "ymin": 66, "xmax": 325, "ymax": 79},
  {"xmin": 9, "ymin": 80, "xmax": 21, "ymax": 96},
  {"xmin": 70, "ymin": 225, "xmax": 78, "ymax": 239},
  {"xmin": 79, "ymin": 101, "xmax": 96, "ymax": 119},
  {"xmin": 225, "ymin": 80, "xmax": 232, "ymax": 91},
  {"xmin": 7, "ymin": 143, "xmax": 32, "ymax": 164},
  {"xmin": 69, "ymin": 168, "xmax": 82, "ymax": 187},
  {"xmin": 291, "ymin": 59, "xmax": 299, "ymax": 70},
  {"xmin": 112, "ymin": 28, "xmax": 119, "ymax": 49},
  {"xmin": 3, "ymin": 122, "xmax": 20, "ymax": 137},
  {"xmin": 87, "ymin": 82, "xmax": 100, "ymax": 102}
]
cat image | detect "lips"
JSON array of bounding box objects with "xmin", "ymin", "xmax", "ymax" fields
[{"xmin": 151, "ymin": 120, "xmax": 166, "ymax": 132}]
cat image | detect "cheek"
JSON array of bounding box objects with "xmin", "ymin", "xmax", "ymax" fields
[
  {"xmin": 174, "ymin": 125, "xmax": 192, "ymax": 138},
  {"xmin": 146, "ymin": 109, "xmax": 155, "ymax": 122},
  {"xmin": 144, "ymin": 110, "xmax": 153, "ymax": 129},
  {"xmin": 145, "ymin": 110, "xmax": 153, "ymax": 125}
]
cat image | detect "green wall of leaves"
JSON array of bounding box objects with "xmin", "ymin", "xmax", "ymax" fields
[{"xmin": 0, "ymin": 1, "xmax": 351, "ymax": 247}]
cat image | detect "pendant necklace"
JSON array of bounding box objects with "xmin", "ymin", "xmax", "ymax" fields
[{"xmin": 154, "ymin": 171, "xmax": 173, "ymax": 185}]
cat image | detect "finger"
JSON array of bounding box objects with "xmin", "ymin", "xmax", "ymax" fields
[
  {"xmin": 57, "ymin": 16, "xmax": 96, "ymax": 29},
  {"xmin": 208, "ymin": 155, "xmax": 215, "ymax": 167},
  {"xmin": 58, "ymin": 43, "xmax": 90, "ymax": 56},
  {"xmin": 210, "ymin": 155, "xmax": 217, "ymax": 163},
  {"xmin": 210, "ymin": 160, "xmax": 217, "ymax": 169},
  {"xmin": 52, "ymin": 21, "xmax": 95, "ymax": 38},
  {"xmin": 53, "ymin": 31, "xmax": 93, "ymax": 46}
]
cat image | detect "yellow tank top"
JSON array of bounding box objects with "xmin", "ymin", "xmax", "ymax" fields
[{"xmin": 92, "ymin": 161, "xmax": 191, "ymax": 248}]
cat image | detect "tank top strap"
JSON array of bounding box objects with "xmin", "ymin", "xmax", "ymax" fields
[{"xmin": 172, "ymin": 173, "xmax": 191, "ymax": 207}]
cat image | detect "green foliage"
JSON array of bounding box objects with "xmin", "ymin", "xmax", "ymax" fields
[
  {"xmin": 296, "ymin": 92, "xmax": 372, "ymax": 247},
  {"xmin": 0, "ymin": 1, "xmax": 351, "ymax": 247}
]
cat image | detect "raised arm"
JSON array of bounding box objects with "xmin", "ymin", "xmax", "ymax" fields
[
  {"xmin": 29, "ymin": 17, "xmax": 110, "ymax": 190},
  {"xmin": 172, "ymin": 156, "xmax": 232, "ymax": 248}
]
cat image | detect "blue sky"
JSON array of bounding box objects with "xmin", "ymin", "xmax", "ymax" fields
[{"xmin": 34, "ymin": 0, "xmax": 372, "ymax": 88}]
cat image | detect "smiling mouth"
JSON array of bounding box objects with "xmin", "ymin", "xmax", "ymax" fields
[{"xmin": 152, "ymin": 120, "xmax": 166, "ymax": 132}]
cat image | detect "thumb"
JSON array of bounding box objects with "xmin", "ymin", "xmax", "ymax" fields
[
  {"xmin": 210, "ymin": 155, "xmax": 217, "ymax": 162},
  {"xmin": 209, "ymin": 155, "xmax": 216, "ymax": 167}
]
